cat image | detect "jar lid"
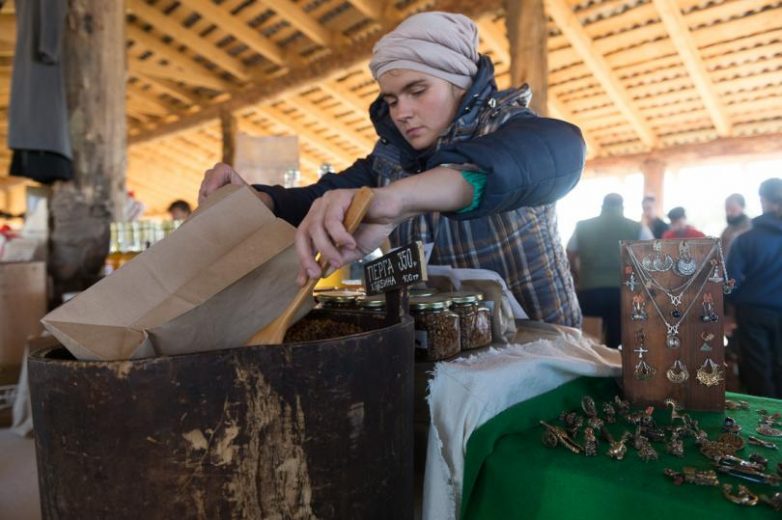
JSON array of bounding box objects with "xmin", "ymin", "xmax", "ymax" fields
[
  {"xmin": 314, "ymin": 289, "xmax": 364, "ymax": 303},
  {"xmin": 410, "ymin": 295, "xmax": 452, "ymax": 311},
  {"xmin": 358, "ymin": 295, "xmax": 386, "ymax": 308},
  {"xmin": 410, "ymin": 287, "xmax": 438, "ymax": 298},
  {"xmin": 449, "ymin": 291, "xmax": 483, "ymax": 305}
]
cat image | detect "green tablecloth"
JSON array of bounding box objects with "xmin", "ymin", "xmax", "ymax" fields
[{"xmin": 462, "ymin": 377, "xmax": 781, "ymax": 519}]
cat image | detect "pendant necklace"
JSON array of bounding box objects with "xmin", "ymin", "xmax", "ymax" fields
[
  {"xmin": 627, "ymin": 245, "xmax": 712, "ymax": 349},
  {"xmin": 627, "ymin": 242, "xmax": 716, "ymax": 318}
]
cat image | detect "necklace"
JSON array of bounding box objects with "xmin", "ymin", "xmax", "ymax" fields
[
  {"xmin": 627, "ymin": 241, "xmax": 717, "ymax": 317},
  {"xmin": 627, "ymin": 244, "xmax": 712, "ymax": 349}
]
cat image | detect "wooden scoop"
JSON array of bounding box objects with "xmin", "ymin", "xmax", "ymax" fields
[{"xmin": 246, "ymin": 187, "xmax": 375, "ymax": 345}]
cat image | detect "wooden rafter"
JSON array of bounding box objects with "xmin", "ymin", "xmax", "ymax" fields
[
  {"xmin": 253, "ymin": 105, "xmax": 354, "ymax": 166},
  {"xmin": 258, "ymin": 0, "xmax": 335, "ymax": 47},
  {"xmin": 128, "ymin": 0, "xmax": 503, "ymax": 145},
  {"xmin": 290, "ymin": 95, "xmax": 375, "ymax": 152},
  {"xmin": 126, "ymin": 0, "xmax": 253, "ymax": 82},
  {"xmin": 545, "ymin": 0, "xmax": 658, "ymax": 148},
  {"xmin": 126, "ymin": 24, "xmax": 233, "ymax": 91},
  {"xmin": 345, "ymin": 0, "xmax": 383, "ymax": 20},
  {"xmin": 651, "ymin": 0, "xmax": 732, "ymax": 137},
  {"xmin": 176, "ymin": 0, "xmax": 286, "ymax": 67}
]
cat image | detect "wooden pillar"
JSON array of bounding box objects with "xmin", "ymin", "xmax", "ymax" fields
[
  {"xmin": 505, "ymin": 0, "xmax": 548, "ymax": 115},
  {"xmin": 640, "ymin": 159, "xmax": 666, "ymax": 214},
  {"xmin": 221, "ymin": 109, "xmax": 237, "ymax": 165},
  {"xmin": 50, "ymin": 0, "xmax": 126, "ymax": 294}
]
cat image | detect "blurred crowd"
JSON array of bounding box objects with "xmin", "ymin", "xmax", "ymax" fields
[{"xmin": 567, "ymin": 178, "xmax": 782, "ymax": 399}]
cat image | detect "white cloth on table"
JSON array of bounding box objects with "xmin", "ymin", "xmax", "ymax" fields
[{"xmin": 422, "ymin": 322, "xmax": 621, "ymax": 520}]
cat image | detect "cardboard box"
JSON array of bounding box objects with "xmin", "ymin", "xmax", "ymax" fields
[{"xmin": 0, "ymin": 261, "xmax": 47, "ymax": 381}]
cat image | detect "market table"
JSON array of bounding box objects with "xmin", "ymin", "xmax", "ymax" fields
[{"xmin": 462, "ymin": 377, "xmax": 781, "ymax": 519}]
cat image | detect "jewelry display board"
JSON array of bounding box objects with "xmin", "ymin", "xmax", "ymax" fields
[{"xmin": 620, "ymin": 238, "xmax": 731, "ymax": 412}]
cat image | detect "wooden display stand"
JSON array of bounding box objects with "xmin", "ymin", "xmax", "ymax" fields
[{"xmin": 620, "ymin": 239, "xmax": 727, "ymax": 412}]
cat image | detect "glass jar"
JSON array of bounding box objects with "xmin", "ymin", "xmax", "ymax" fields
[
  {"xmin": 473, "ymin": 305, "xmax": 493, "ymax": 348},
  {"xmin": 450, "ymin": 292, "xmax": 488, "ymax": 350},
  {"xmin": 314, "ymin": 289, "xmax": 364, "ymax": 310},
  {"xmin": 410, "ymin": 296, "xmax": 460, "ymax": 361},
  {"xmin": 358, "ymin": 295, "xmax": 386, "ymax": 314}
]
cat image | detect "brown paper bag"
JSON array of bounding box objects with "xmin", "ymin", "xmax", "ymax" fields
[{"xmin": 42, "ymin": 185, "xmax": 312, "ymax": 361}]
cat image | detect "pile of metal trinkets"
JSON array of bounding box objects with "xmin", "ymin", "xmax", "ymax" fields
[{"xmin": 539, "ymin": 396, "xmax": 782, "ymax": 511}]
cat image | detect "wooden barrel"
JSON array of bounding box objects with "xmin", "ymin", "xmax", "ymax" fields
[{"xmin": 28, "ymin": 311, "xmax": 414, "ymax": 520}]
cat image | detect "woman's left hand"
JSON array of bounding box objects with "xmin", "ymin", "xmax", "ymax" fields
[{"xmin": 295, "ymin": 188, "xmax": 400, "ymax": 286}]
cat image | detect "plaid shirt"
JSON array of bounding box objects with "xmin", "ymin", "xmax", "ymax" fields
[{"xmin": 371, "ymin": 85, "xmax": 582, "ymax": 327}]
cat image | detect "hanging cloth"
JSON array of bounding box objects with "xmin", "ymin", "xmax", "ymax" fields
[{"xmin": 7, "ymin": 0, "xmax": 73, "ymax": 183}]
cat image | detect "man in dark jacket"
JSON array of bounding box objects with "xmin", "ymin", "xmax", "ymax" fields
[
  {"xmin": 199, "ymin": 12, "xmax": 585, "ymax": 327},
  {"xmin": 720, "ymin": 193, "xmax": 752, "ymax": 256},
  {"xmin": 727, "ymin": 178, "xmax": 782, "ymax": 397},
  {"xmin": 567, "ymin": 194, "xmax": 652, "ymax": 347}
]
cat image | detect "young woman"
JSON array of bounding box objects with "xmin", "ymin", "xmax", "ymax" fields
[{"xmin": 199, "ymin": 11, "xmax": 586, "ymax": 327}]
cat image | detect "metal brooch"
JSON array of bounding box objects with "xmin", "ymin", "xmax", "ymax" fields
[{"xmin": 722, "ymin": 484, "xmax": 759, "ymax": 506}]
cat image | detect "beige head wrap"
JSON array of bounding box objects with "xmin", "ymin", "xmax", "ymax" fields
[{"xmin": 369, "ymin": 12, "xmax": 479, "ymax": 89}]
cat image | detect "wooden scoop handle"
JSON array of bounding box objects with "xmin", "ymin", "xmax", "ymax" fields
[{"xmin": 245, "ymin": 187, "xmax": 375, "ymax": 345}]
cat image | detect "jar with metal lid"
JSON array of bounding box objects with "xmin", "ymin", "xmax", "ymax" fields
[
  {"xmin": 410, "ymin": 296, "xmax": 460, "ymax": 361},
  {"xmin": 450, "ymin": 292, "xmax": 493, "ymax": 350},
  {"xmin": 410, "ymin": 287, "xmax": 438, "ymax": 298},
  {"xmin": 314, "ymin": 289, "xmax": 364, "ymax": 310},
  {"xmin": 357, "ymin": 295, "xmax": 386, "ymax": 314}
]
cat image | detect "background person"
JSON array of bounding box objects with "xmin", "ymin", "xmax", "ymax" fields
[
  {"xmin": 641, "ymin": 195, "xmax": 668, "ymax": 239},
  {"xmin": 662, "ymin": 206, "xmax": 705, "ymax": 239},
  {"xmin": 567, "ymin": 193, "xmax": 653, "ymax": 347},
  {"xmin": 167, "ymin": 199, "xmax": 192, "ymax": 221},
  {"xmin": 727, "ymin": 178, "xmax": 782, "ymax": 398}
]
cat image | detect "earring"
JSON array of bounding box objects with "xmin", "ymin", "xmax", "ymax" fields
[
  {"xmin": 624, "ymin": 266, "xmax": 638, "ymax": 292},
  {"xmin": 701, "ymin": 292, "xmax": 719, "ymax": 322},
  {"xmin": 631, "ymin": 294, "xmax": 648, "ymax": 321},
  {"xmin": 696, "ymin": 358, "xmax": 725, "ymax": 387},
  {"xmin": 666, "ymin": 360, "xmax": 689, "ymax": 384},
  {"xmin": 700, "ymin": 331, "xmax": 714, "ymax": 352},
  {"xmin": 675, "ymin": 241, "xmax": 697, "ymax": 276}
]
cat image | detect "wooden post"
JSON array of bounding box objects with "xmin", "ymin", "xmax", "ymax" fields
[
  {"xmin": 50, "ymin": 0, "xmax": 126, "ymax": 294},
  {"xmin": 220, "ymin": 109, "xmax": 237, "ymax": 165},
  {"xmin": 640, "ymin": 159, "xmax": 666, "ymax": 214},
  {"xmin": 505, "ymin": 0, "xmax": 548, "ymax": 115}
]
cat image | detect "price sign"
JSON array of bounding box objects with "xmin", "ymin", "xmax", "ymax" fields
[{"xmin": 363, "ymin": 241, "xmax": 427, "ymax": 296}]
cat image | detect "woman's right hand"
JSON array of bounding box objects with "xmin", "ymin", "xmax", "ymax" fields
[{"xmin": 198, "ymin": 162, "xmax": 273, "ymax": 209}]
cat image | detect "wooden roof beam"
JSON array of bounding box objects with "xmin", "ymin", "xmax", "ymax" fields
[
  {"xmin": 345, "ymin": 0, "xmax": 383, "ymax": 20},
  {"xmin": 475, "ymin": 13, "xmax": 601, "ymax": 156},
  {"xmin": 288, "ymin": 96, "xmax": 375, "ymax": 152},
  {"xmin": 651, "ymin": 0, "xmax": 732, "ymax": 137},
  {"xmin": 253, "ymin": 106, "xmax": 354, "ymax": 166},
  {"xmin": 545, "ymin": 0, "xmax": 658, "ymax": 149},
  {"xmin": 127, "ymin": 0, "xmax": 503, "ymax": 146},
  {"xmin": 176, "ymin": 0, "xmax": 287, "ymax": 67},
  {"xmin": 127, "ymin": 25, "xmax": 233, "ymax": 91},
  {"xmin": 258, "ymin": 0, "xmax": 335, "ymax": 47},
  {"xmin": 126, "ymin": 0, "xmax": 253, "ymax": 82}
]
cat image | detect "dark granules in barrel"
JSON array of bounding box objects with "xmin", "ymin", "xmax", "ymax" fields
[{"xmin": 284, "ymin": 319, "xmax": 364, "ymax": 342}]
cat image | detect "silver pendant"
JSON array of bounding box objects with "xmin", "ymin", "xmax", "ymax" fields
[
  {"xmin": 665, "ymin": 324, "xmax": 681, "ymax": 349},
  {"xmin": 708, "ymin": 260, "xmax": 723, "ymax": 283},
  {"xmin": 674, "ymin": 241, "xmax": 697, "ymax": 276},
  {"xmin": 642, "ymin": 241, "xmax": 673, "ymax": 272},
  {"xmin": 634, "ymin": 359, "xmax": 656, "ymax": 380}
]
